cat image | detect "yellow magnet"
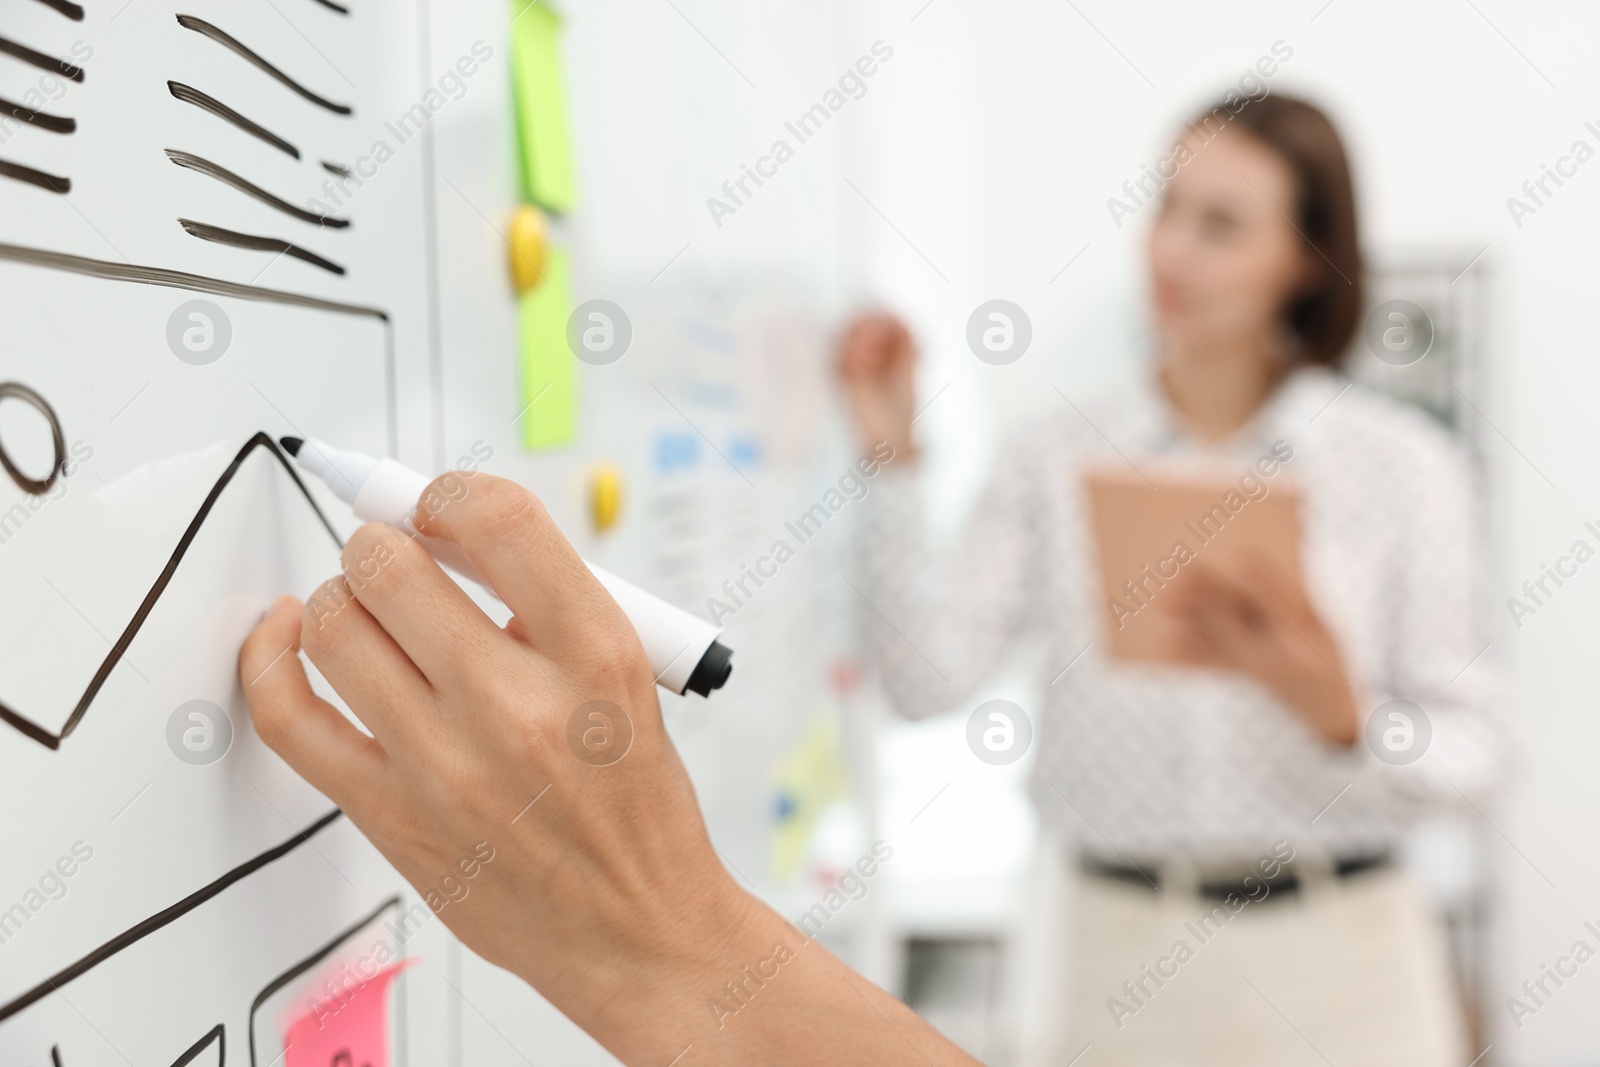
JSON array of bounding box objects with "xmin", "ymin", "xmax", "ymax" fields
[
  {"xmin": 507, "ymin": 204, "xmax": 549, "ymax": 294},
  {"xmin": 589, "ymin": 462, "xmax": 623, "ymax": 533}
]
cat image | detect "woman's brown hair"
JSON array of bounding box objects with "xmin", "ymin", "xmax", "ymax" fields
[{"xmin": 1188, "ymin": 93, "xmax": 1363, "ymax": 367}]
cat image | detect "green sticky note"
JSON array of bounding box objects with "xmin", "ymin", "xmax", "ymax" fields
[
  {"xmin": 510, "ymin": 1, "xmax": 576, "ymax": 214},
  {"xmin": 520, "ymin": 248, "xmax": 576, "ymax": 450}
]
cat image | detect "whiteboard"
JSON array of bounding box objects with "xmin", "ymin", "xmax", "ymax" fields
[{"xmin": 0, "ymin": 0, "xmax": 440, "ymax": 1060}]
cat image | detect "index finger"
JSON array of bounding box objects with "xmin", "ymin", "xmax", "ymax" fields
[{"xmin": 413, "ymin": 471, "xmax": 613, "ymax": 651}]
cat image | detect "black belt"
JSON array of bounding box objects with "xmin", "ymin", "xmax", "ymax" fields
[{"xmin": 1082, "ymin": 851, "xmax": 1390, "ymax": 903}]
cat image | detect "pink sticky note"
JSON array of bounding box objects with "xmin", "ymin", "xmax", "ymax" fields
[{"xmin": 283, "ymin": 959, "xmax": 416, "ymax": 1067}]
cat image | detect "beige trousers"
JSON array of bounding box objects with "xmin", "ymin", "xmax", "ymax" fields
[{"xmin": 1061, "ymin": 865, "xmax": 1468, "ymax": 1066}]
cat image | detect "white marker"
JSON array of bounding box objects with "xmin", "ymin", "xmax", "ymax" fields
[{"xmin": 279, "ymin": 436, "xmax": 732, "ymax": 697}]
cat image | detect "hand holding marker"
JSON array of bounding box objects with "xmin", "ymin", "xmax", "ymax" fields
[{"xmin": 280, "ymin": 437, "xmax": 733, "ymax": 697}]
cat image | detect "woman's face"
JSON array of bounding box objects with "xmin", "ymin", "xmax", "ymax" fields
[{"xmin": 1146, "ymin": 127, "xmax": 1313, "ymax": 355}]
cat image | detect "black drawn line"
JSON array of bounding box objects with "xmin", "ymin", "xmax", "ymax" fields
[
  {"xmin": 179, "ymin": 218, "xmax": 346, "ymax": 275},
  {"xmin": 168, "ymin": 1024, "xmax": 224, "ymax": 1067},
  {"xmin": 0, "ymin": 433, "xmax": 340, "ymax": 750},
  {"xmin": 167, "ymin": 82, "xmax": 298, "ymax": 158},
  {"xmin": 321, "ymin": 160, "xmax": 349, "ymax": 177},
  {"xmin": 51, "ymin": 1044, "xmax": 62, "ymax": 1066},
  {"xmin": 308, "ymin": 0, "xmax": 351, "ymax": 13},
  {"xmin": 0, "ymin": 159, "xmax": 69, "ymax": 193},
  {"xmin": 0, "ymin": 97, "xmax": 74, "ymax": 134},
  {"xmin": 165, "ymin": 149, "xmax": 349, "ymax": 229},
  {"xmin": 247, "ymin": 898, "xmax": 402, "ymax": 1067},
  {"xmin": 0, "ymin": 240, "xmax": 380, "ymax": 318},
  {"xmin": 0, "ymin": 809, "xmax": 345, "ymax": 1022},
  {"xmin": 0, "ymin": 36, "xmax": 84, "ymax": 81},
  {"xmin": 0, "ymin": 240, "xmax": 398, "ymax": 455},
  {"xmin": 175, "ymin": 15, "xmax": 353, "ymax": 116},
  {"xmin": 27, "ymin": 0, "xmax": 84, "ymax": 20}
]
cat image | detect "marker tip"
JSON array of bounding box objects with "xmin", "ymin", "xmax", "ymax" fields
[{"xmin": 279, "ymin": 436, "xmax": 304, "ymax": 457}]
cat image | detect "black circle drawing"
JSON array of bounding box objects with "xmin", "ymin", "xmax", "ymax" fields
[{"xmin": 0, "ymin": 382, "xmax": 66, "ymax": 495}]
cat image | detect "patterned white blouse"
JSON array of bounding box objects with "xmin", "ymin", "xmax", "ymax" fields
[{"xmin": 861, "ymin": 365, "xmax": 1506, "ymax": 861}]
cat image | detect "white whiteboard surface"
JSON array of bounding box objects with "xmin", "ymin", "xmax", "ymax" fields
[{"xmin": 1, "ymin": 0, "xmax": 442, "ymax": 1059}]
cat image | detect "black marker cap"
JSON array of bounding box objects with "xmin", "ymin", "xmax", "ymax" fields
[{"xmin": 684, "ymin": 640, "xmax": 733, "ymax": 697}]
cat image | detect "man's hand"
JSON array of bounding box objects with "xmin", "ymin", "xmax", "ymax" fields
[
  {"xmin": 239, "ymin": 471, "xmax": 976, "ymax": 1066},
  {"xmin": 1166, "ymin": 554, "xmax": 1360, "ymax": 747}
]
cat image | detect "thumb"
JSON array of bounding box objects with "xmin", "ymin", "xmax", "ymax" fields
[{"xmin": 239, "ymin": 596, "xmax": 384, "ymax": 812}]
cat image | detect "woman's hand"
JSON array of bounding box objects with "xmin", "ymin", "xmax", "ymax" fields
[
  {"xmin": 837, "ymin": 311, "xmax": 918, "ymax": 458},
  {"xmin": 1166, "ymin": 554, "xmax": 1360, "ymax": 747},
  {"xmin": 238, "ymin": 472, "xmax": 976, "ymax": 1066}
]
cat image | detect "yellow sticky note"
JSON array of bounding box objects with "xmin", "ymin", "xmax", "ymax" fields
[
  {"xmin": 520, "ymin": 247, "xmax": 575, "ymax": 450},
  {"xmin": 510, "ymin": 1, "xmax": 576, "ymax": 214}
]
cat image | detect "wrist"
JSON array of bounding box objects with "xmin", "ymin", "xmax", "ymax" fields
[
  {"xmin": 521, "ymin": 867, "xmax": 971, "ymax": 1065},
  {"xmin": 559, "ymin": 871, "xmax": 779, "ymax": 1063}
]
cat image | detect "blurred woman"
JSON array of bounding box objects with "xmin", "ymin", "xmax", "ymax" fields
[{"xmin": 840, "ymin": 94, "xmax": 1502, "ymax": 1065}]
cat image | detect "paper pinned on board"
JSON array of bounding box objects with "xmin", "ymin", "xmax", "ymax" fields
[
  {"xmin": 510, "ymin": 0, "xmax": 577, "ymax": 213},
  {"xmin": 282, "ymin": 959, "xmax": 416, "ymax": 1067},
  {"xmin": 519, "ymin": 246, "xmax": 576, "ymax": 450}
]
